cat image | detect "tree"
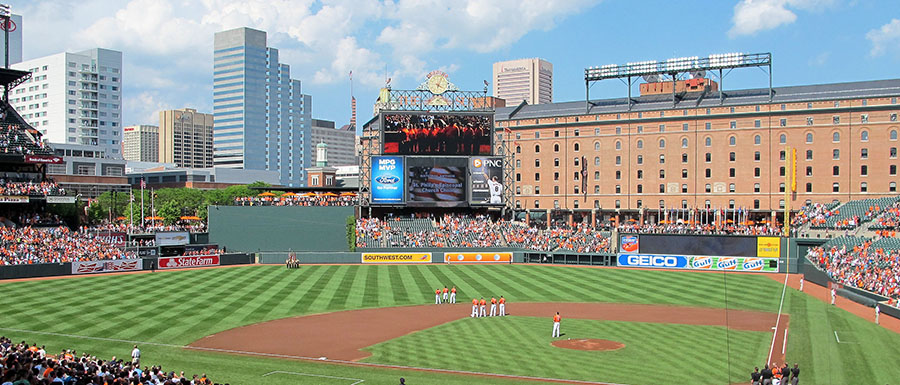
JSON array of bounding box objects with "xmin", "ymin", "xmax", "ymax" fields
[{"xmin": 157, "ymin": 200, "xmax": 181, "ymax": 225}]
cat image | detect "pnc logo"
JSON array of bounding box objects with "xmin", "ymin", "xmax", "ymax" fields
[
  {"xmin": 375, "ymin": 175, "xmax": 400, "ymax": 184},
  {"xmin": 691, "ymin": 256, "xmax": 713, "ymax": 269},
  {"xmin": 473, "ymin": 159, "xmax": 483, "ymax": 168},
  {"xmin": 743, "ymin": 258, "xmax": 765, "ymax": 271},
  {"xmin": 717, "ymin": 257, "xmax": 738, "ymax": 270}
]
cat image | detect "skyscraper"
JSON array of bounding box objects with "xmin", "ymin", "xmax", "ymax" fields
[
  {"xmin": 492, "ymin": 58, "xmax": 553, "ymax": 105},
  {"xmin": 11, "ymin": 48, "xmax": 123, "ymax": 157},
  {"xmin": 122, "ymin": 125, "xmax": 159, "ymax": 162},
  {"xmin": 213, "ymin": 27, "xmax": 312, "ymax": 186},
  {"xmin": 159, "ymin": 108, "xmax": 213, "ymax": 168}
]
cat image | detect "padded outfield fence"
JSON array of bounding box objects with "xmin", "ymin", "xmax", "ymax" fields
[{"xmin": 0, "ymin": 253, "xmax": 254, "ymax": 280}]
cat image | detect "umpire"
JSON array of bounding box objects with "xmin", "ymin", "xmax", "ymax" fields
[
  {"xmin": 790, "ymin": 363, "xmax": 799, "ymax": 384},
  {"xmin": 750, "ymin": 367, "xmax": 761, "ymax": 385},
  {"xmin": 760, "ymin": 364, "xmax": 773, "ymax": 385}
]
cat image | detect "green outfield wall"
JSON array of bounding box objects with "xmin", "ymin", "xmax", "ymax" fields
[{"xmin": 208, "ymin": 206, "xmax": 354, "ymax": 252}]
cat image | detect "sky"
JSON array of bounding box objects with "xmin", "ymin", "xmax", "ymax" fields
[{"xmin": 8, "ymin": 0, "xmax": 900, "ymax": 129}]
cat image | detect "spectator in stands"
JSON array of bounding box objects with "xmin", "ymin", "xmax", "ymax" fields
[{"xmin": 0, "ymin": 226, "xmax": 136, "ymax": 266}]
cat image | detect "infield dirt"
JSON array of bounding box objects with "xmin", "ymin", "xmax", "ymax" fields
[{"xmin": 190, "ymin": 302, "xmax": 787, "ymax": 362}]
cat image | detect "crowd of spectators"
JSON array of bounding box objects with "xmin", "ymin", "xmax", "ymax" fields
[
  {"xmin": 184, "ymin": 248, "xmax": 222, "ymax": 256},
  {"xmin": 0, "ymin": 180, "xmax": 65, "ymax": 196},
  {"xmin": 0, "ymin": 337, "xmax": 223, "ymax": 384},
  {"xmin": 84, "ymin": 222, "xmax": 208, "ymax": 234},
  {"xmin": 356, "ymin": 215, "xmax": 611, "ymax": 252},
  {"xmin": 0, "ymin": 123, "xmax": 52, "ymax": 155},
  {"xmin": 791, "ymin": 202, "xmax": 836, "ymax": 228},
  {"xmin": 807, "ymin": 243, "xmax": 900, "ymax": 306},
  {"xmin": 233, "ymin": 195, "xmax": 356, "ymax": 207},
  {"xmin": 869, "ymin": 201, "xmax": 900, "ymax": 230},
  {"xmin": 615, "ymin": 222, "xmax": 782, "ymax": 236},
  {"xmin": 0, "ymin": 226, "xmax": 135, "ymax": 266}
]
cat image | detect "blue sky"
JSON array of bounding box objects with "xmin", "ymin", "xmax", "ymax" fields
[{"xmin": 8, "ymin": 0, "xmax": 900, "ymax": 129}]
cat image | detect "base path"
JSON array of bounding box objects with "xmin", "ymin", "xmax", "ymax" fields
[{"xmin": 190, "ymin": 302, "xmax": 787, "ymax": 363}]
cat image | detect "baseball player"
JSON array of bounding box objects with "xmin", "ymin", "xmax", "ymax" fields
[
  {"xmin": 498, "ymin": 296, "xmax": 506, "ymax": 316},
  {"xmin": 831, "ymin": 286, "xmax": 836, "ymax": 305},
  {"xmin": 450, "ymin": 286, "xmax": 457, "ymax": 304},
  {"xmin": 750, "ymin": 367, "xmax": 761, "ymax": 385},
  {"xmin": 799, "ymin": 276, "xmax": 804, "ymax": 291},
  {"xmin": 435, "ymin": 289, "xmax": 441, "ymax": 305},
  {"xmin": 489, "ymin": 297, "xmax": 497, "ymax": 317},
  {"xmin": 876, "ymin": 303, "xmax": 881, "ymax": 325},
  {"xmin": 552, "ymin": 312, "xmax": 561, "ymax": 338},
  {"xmin": 479, "ymin": 297, "xmax": 487, "ymax": 317},
  {"xmin": 442, "ymin": 286, "xmax": 449, "ymax": 304},
  {"xmin": 471, "ymin": 298, "xmax": 478, "ymax": 317}
]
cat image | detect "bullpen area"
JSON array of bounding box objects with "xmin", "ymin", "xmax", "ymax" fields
[{"xmin": 2, "ymin": 264, "xmax": 899, "ymax": 384}]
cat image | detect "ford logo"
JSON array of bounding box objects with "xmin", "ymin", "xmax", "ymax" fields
[{"xmin": 375, "ymin": 175, "xmax": 400, "ymax": 184}]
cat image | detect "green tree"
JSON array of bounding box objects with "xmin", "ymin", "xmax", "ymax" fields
[{"xmin": 157, "ymin": 200, "xmax": 181, "ymax": 225}]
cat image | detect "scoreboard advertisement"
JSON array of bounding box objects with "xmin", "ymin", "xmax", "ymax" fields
[
  {"xmin": 371, "ymin": 156, "xmax": 405, "ymax": 203},
  {"xmin": 406, "ymin": 157, "xmax": 467, "ymax": 207},
  {"xmin": 469, "ymin": 157, "xmax": 504, "ymax": 206}
]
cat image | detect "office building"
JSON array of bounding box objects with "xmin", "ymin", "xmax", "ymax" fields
[
  {"xmin": 495, "ymin": 78, "xmax": 900, "ymax": 221},
  {"xmin": 493, "ymin": 58, "xmax": 553, "ymax": 105},
  {"xmin": 213, "ymin": 27, "xmax": 312, "ymax": 186},
  {"xmin": 159, "ymin": 108, "xmax": 214, "ymax": 168},
  {"xmin": 11, "ymin": 48, "xmax": 123, "ymax": 157},
  {"xmin": 122, "ymin": 125, "xmax": 159, "ymax": 162},
  {"xmin": 310, "ymin": 119, "xmax": 357, "ymax": 166}
]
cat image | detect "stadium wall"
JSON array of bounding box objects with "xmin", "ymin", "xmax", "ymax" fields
[
  {"xmin": 0, "ymin": 254, "xmax": 254, "ymax": 280},
  {"xmin": 208, "ymin": 206, "xmax": 354, "ymax": 252},
  {"xmin": 258, "ymin": 249, "xmax": 526, "ymax": 264}
]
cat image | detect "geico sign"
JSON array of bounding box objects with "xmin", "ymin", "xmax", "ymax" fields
[{"xmin": 626, "ymin": 255, "xmax": 680, "ymax": 267}]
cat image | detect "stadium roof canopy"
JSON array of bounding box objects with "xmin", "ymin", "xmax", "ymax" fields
[
  {"xmin": 0, "ymin": 68, "xmax": 31, "ymax": 87},
  {"xmin": 495, "ymin": 78, "xmax": 900, "ymax": 121}
]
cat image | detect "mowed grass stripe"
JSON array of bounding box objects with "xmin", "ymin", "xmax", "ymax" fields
[
  {"xmin": 460, "ymin": 265, "xmax": 531, "ymax": 301},
  {"xmin": 315, "ymin": 265, "xmax": 356, "ymax": 312},
  {"xmin": 405, "ymin": 265, "xmax": 437, "ymax": 303},
  {"xmin": 238, "ymin": 268, "xmax": 304, "ymax": 324},
  {"xmin": 372, "ymin": 266, "xmax": 392, "ymax": 307},
  {"xmin": 386, "ymin": 266, "xmax": 409, "ymax": 304},
  {"xmin": 262, "ymin": 265, "xmax": 324, "ymax": 320},
  {"xmin": 290, "ymin": 265, "xmax": 339, "ymax": 314}
]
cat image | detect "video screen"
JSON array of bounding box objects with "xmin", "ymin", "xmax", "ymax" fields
[
  {"xmin": 470, "ymin": 157, "xmax": 504, "ymax": 205},
  {"xmin": 382, "ymin": 113, "xmax": 492, "ymax": 156},
  {"xmin": 406, "ymin": 157, "xmax": 467, "ymax": 207}
]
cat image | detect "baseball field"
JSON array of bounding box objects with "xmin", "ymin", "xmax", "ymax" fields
[{"xmin": 1, "ymin": 264, "xmax": 899, "ymax": 384}]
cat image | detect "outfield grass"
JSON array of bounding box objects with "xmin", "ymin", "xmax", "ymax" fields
[{"xmin": 1, "ymin": 264, "xmax": 898, "ymax": 384}]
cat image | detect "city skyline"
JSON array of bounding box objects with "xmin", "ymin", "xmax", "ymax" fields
[{"xmin": 5, "ymin": 0, "xmax": 900, "ymax": 130}]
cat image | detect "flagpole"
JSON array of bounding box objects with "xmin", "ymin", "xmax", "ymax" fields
[
  {"xmin": 151, "ymin": 188, "xmax": 155, "ymax": 228},
  {"xmin": 129, "ymin": 188, "xmax": 134, "ymax": 230},
  {"xmin": 140, "ymin": 179, "xmax": 144, "ymax": 230}
]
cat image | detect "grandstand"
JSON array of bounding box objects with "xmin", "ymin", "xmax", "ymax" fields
[{"xmin": 810, "ymin": 196, "xmax": 900, "ymax": 230}]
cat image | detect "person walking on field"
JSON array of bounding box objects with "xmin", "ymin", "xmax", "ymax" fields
[
  {"xmin": 790, "ymin": 363, "xmax": 799, "ymax": 385},
  {"xmin": 750, "ymin": 367, "xmax": 762, "ymax": 385},
  {"xmin": 489, "ymin": 297, "xmax": 497, "ymax": 317},
  {"xmin": 498, "ymin": 296, "xmax": 506, "ymax": 316},
  {"xmin": 875, "ymin": 303, "xmax": 881, "ymax": 325},
  {"xmin": 831, "ymin": 286, "xmax": 836, "ymax": 305},
  {"xmin": 442, "ymin": 286, "xmax": 449, "ymax": 304},
  {"xmin": 799, "ymin": 276, "xmax": 803, "ymax": 291},
  {"xmin": 479, "ymin": 297, "xmax": 487, "ymax": 317},
  {"xmin": 435, "ymin": 289, "xmax": 441, "ymax": 305},
  {"xmin": 131, "ymin": 345, "xmax": 140, "ymax": 365},
  {"xmin": 552, "ymin": 312, "xmax": 561, "ymax": 338},
  {"xmin": 471, "ymin": 298, "xmax": 478, "ymax": 317},
  {"xmin": 450, "ymin": 286, "xmax": 456, "ymax": 304}
]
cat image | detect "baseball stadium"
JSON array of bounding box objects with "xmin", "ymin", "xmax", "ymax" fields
[{"xmin": 3, "ymin": 54, "xmax": 900, "ymax": 385}]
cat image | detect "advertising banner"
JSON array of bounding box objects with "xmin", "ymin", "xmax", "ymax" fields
[
  {"xmin": 371, "ymin": 156, "xmax": 405, "ymax": 204},
  {"xmin": 155, "ymin": 231, "xmax": 190, "ymax": 246},
  {"xmin": 756, "ymin": 237, "xmax": 781, "ymax": 258},
  {"xmin": 617, "ymin": 254, "xmax": 778, "ymax": 272},
  {"xmin": 406, "ymin": 157, "xmax": 467, "ymax": 207},
  {"xmin": 24, "ymin": 155, "xmax": 63, "ymax": 164},
  {"xmin": 469, "ymin": 157, "xmax": 504, "ymax": 205},
  {"xmin": 136, "ymin": 248, "xmax": 158, "ymax": 257},
  {"xmin": 158, "ymin": 255, "xmax": 220, "ymax": 269},
  {"xmin": 444, "ymin": 252, "xmax": 512, "ymax": 264},
  {"xmin": 72, "ymin": 259, "xmax": 142, "ymax": 275},
  {"xmin": 0, "ymin": 196, "xmax": 28, "ymax": 203},
  {"xmin": 46, "ymin": 196, "xmax": 76, "ymax": 204},
  {"xmin": 361, "ymin": 252, "xmax": 431, "ymax": 264},
  {"xmin": 619, "ymin": 235, "xmax": 639, "ymax": 253},
  {"xmin": 95, "ymin": 231, "xmax": 127, "ymax": 248}
]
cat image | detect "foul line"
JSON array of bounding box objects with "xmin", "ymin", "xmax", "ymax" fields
[
  {"xmin": 0, "ymin": 327, "xmax": 626, "ymax": 385},
  {"xmin": 263, "ymin": 370, "xmax": 364, "ymax": 384},
  {"xmin": 834, "ymin": 330, "xmax": 841, "ymax": 343},
  {"xmin": 767, "ymin": 268, "xmax": 789, "ymax": 364}
]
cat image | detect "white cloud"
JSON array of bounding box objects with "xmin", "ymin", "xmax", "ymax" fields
[
  {"xmin": 728, "ymin": 0, "xmax": 835, "ymax": 37},
  {"xmin": 126, "ymin": 91, "xmax": 173, "ymax": 127},
  {"xmin": 867, "ymin": 19, "xmax": 900, "ymax": 57}
]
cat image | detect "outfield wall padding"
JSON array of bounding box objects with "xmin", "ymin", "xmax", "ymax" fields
[
  {"xmin": 208, "ymin": 206, "xmax": 354, "ymax": 252},
  {"xmin": 0, "ymin": 262, "xmax": 71, "ymax": 280}
]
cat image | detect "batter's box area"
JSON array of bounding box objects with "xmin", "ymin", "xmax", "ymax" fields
[{"xmin": 833, "ymin": 330, "xmax": 859, "ymax": 344}]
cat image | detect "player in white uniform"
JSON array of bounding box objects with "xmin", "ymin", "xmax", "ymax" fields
[
  {"xmin": 479, "ymin": 297, "xmax": 487, "ymax": 317},
  {"xmin": 471, "ymin": 298, "xmax": 478, "ymax": 317},
  {"xmin": 489, "ymin": 297, "xmax": 497, "ymax": 317},
  {"xmin": 498, "ymin": 296, "xmax": 506, "ymax": 316},
  {"xmin": 450, "ymin": 286, "xmax": 457, "ymax": 304},
  {"xmin": 552, "ymin": 312, "xmax": 561, "ymax": 337},
  {"xmin": 487, "ymin": 176, "xmax": 502, "ymax": 204}
]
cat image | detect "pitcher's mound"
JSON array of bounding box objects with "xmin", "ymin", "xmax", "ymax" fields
[{"xmin": 552, "ymin": 338, "xmax": 625, "ymax": 351}]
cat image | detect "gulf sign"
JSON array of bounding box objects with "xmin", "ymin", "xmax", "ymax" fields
[
  {"xmin": 741, "ymin": 258, "xmax": 766, "ymax": 271},
  {"xmin": 690, "ymin": 256, "xmax": 713, "ymax": 269},
  {"xmin": 361, "ymin": 252, "xmax": 431, "ymax": 264},
  {"xmin": 371, "ymin": 156, "xmax": 404, "ymax": 203},
  {"xmin": 444, "ymin": 252, "xmax": 512, "ymax": 264},
  {"xmin": 619, "ymin": 235, "xmax": 639, "ymax": 252},
  {"xmin": 159, "ymin": 255, "xmax": 220, "ymax": 269}
]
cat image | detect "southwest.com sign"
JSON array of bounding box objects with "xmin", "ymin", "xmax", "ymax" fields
[
  {"xmin": 617, "ymin": 254, "xmax": 778, "ymax": 272},
  {"xmin": 371, "ymin": 156, "xmax": 404, "ymax": 203}
]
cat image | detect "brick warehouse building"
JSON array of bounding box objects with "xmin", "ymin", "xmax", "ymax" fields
[{"xmin": 494, "ymin": 78, "xmax": 900, "ymax": 223}]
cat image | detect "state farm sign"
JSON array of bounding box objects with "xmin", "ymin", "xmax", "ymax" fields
[{"xmin": 158, "ymin": 255, "xmax": 220, "ymax": 269}]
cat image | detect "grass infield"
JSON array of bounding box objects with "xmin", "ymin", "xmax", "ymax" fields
[{"xmin": 1, "ymin": 264, "xmax": 899, "ymax": 384}]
